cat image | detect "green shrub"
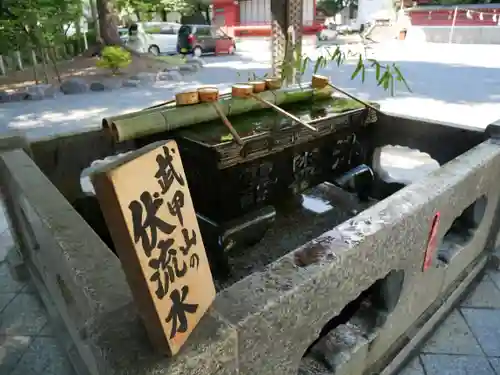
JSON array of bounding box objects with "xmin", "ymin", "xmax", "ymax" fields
[{"xmin": 96, "ymin": 46, "xmax": 132, "ymax": 74}]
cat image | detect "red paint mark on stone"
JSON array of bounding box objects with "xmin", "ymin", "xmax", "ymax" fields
[{"xmin": 423, "ymin": 212, "xmax": 440, "ymax": 272}]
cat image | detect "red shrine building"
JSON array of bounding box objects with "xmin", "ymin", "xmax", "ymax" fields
[{"xmin": 211, "ymin": 0, "xmax": 322, "ymax": 36}]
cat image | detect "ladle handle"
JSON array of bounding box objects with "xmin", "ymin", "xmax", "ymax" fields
[
  {"xmin": 327, "ymin": 83, "xmax": 380, "ymax": 113},
  {"xmin": 249, "ymin": 93, "xmax": 318, "ymax": 132},
  {"xmin": 212, "ymin": 102, "xmax": 244, "ymax": 146}
]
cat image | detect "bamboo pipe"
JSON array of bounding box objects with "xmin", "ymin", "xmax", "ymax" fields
[
  {"xmin": 311, "ymin": 74, "xmax": 380, "ymax": 113},
  {"xmin": 105, "ymin": 84, "xmax": 335, "ymax": 143},
  {"xmin": 232, "ymin": 82, "xmax": 318, "ymax": 132},
  {"xmin": 144, "ymin": 90, "xmax": 234, "ymax": 111},
  {"xmin": 198, "ymin": 87, "xmax": 244, "ymax": 145}
]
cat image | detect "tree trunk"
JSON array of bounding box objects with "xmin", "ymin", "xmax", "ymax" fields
[
  {"xmin": 89, "ymin": 0, "xmax": 101, "ymax": 40},
  {"xmin": 48, "ymin": 46, "xmax": 62, "ymax": 84},
  {"xmin": 204, "ymin": 8, "xmax": 211, "ymax": 24},
  {"xmin": 40, "ymin": 47, "xmax": 49, "ymax": 84},
  {"xmin": 96, "ymin": 0, "xmax": 121, "ymax": 45}
]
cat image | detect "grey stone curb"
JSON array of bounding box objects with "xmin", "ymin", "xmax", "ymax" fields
[{"xmin": 0, "ymin": 61, "xmax": 204, "ymax": 103}]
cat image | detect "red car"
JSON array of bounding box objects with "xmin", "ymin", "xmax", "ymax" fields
[{"xmin": 177, "ymin": 24, "xmax": 236, "ymax": 57}]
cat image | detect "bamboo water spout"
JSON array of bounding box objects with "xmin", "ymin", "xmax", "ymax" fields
[
  {"xmin": 198, "ymin": 87, "xmax": 244, "ymax": 146},
  {"xmin": 311, "ymin": 75, "xmax": 381, "ymax": 114},
  {"xmin": 232, "ymin": 83, "xmax": 318, "ymax": 132},
  {"xmin": 104, "ymin": 83, "xmax": 334, "ymax": 143}
]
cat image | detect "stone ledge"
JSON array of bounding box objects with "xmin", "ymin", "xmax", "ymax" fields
[{"xmin": 0, "ymin": 62, "xmax": 202, "ymax": 104}]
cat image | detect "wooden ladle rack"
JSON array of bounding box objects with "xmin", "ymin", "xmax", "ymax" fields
[
  {"xmin": 311, "ymin": 74, "xmax": 381, "ymax": 114},
  {"xmin": 231, "ymin": 79, "xmax": 318, "ymax": 132},
  {"xmin": 176, "ymin": 88, "xmax": 244, "ymax": 145}
]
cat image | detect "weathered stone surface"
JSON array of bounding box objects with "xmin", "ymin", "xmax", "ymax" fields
[
  {"xmin": 308, "ymin": 323, "xmax": 369, "ymax": 375},
  {"xmin": 26, "ymin": 84, "xmax": 58, "ymax": 100},
  {"xmin": 128, "ymin": 72, "xmax": 158, "ymax": 85},
  {"xmin": 0, "ymin": 90, "xmax": 11, "ymax": 103},
  {"xmin": 122, "ymin": 79, "xmax": 141, "ymax": 88},
  {"xmin": 90, "ymin": 82, "xmax": 106, "ymax": 92},
  {"xmin": 102, "ymin": 78, "xmax": 124, "ymax": 90},
  {"xmin": 157, "ymin": 72, "xmax": 181, "ymax": 81},
  {"xmin": 186, "ymin": 57, "xmax": 205, "ymax": 67},
  {"xmin": 3, "ymin": 116, "xmax": 500, "ymax": 375},
  {"xmin": 179, "ymin": 64, "xmax": 199, "ymax": 74},
  {"xmin": 211, "ymin": 138, "xmax": 500, "ymax": 375},
  {"xmin": 60, "ymin": 78, "xmax": 89, "ymax": 95},
  {"xmin": 9, "ymin": 91, "xmax": 30, "ymax": 102}
]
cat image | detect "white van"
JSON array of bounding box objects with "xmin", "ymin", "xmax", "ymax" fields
[{"xmin": 130, "ymin": 22, "xmax": 181, "ymax": 55}]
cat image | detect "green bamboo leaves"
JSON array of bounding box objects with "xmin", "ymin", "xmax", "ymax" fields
[
  {"xmin": 351, "ymin": 55, "xmax": 412, "ymax": 96},
  {"xmin": 279, "ymin": 45, "xmax": 411, "ymax": 96}
]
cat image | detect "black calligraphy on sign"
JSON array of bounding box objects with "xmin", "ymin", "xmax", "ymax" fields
[
  {"xmin": 178, "ymin": 228, "xmax": 199, "ymax": 269},
  {"xmin": 168, "ymin": 190, "xmax": 185, "ymax": 227},
  {"xmin": 189, "ymin": 254, "xmax": 200, "ymax": 270},
  {"xmin": 129, "ymin": 192, "xmax": 176, "ymax": 257},
  {"xmin": 148, "ymin": 239, "xmax": 188, "ymax": 299},
  {"xmin": 165, "ymin": 285, "xmax": 199, "ymax": 339},
  {"xmin": 155, "ymin": 146, "xmax": 185, "ymax": 195},
  {"xmin": 179, "ymin": 228, "xmax": 196, "ymax": 255}
]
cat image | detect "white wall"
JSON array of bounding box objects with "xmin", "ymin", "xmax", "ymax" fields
[
  {"xmin": 303, "ymin": 0, "xmax": 315, "ymax": 26},
  {"xmin": 239, "ymin": 0, "xmax": 315, "ymax": 25},
  {"xmin": 240, "ymin": 0, "xmax": 271, "ymax": 24},
  {"xmin": 357, "ymin": 0, "xmax": 396, "ymax": 25}
]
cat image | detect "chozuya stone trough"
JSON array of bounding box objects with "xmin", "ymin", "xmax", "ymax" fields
[{"xmin": 1, "ymin": 82, "xmax": 500, "ymax": 375}]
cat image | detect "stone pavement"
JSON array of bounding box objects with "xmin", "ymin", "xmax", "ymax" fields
[
  {"xmin": 1, "ymin": 203, "xmax": 500, "ymax": 374},
  {"xmin": 2, "ymin": 42, "xmax": 500, "ymax": 141}
]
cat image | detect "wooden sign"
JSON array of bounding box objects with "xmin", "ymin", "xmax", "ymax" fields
[{"xmin": 91, "ymin": 140, "xmax": 216, "ymax": 356}]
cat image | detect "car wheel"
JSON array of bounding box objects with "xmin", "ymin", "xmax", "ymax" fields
[
  {"xmin": 148, "ymin": 45, "xmax": 160, "ymax": 56},
  {"xmin": 193, "ymin": 46, "xmax": 202, "ymax": 57}
]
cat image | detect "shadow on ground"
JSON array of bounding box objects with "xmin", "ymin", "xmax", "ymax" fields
[{"xmin": 1, "ymin": 52, "xmax": 500, "ymax": 139}]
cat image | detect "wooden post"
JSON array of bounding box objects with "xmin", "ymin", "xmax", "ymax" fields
[{"xmin": 271, "ymin": 0, "xmax": 304, "ymax": 84}]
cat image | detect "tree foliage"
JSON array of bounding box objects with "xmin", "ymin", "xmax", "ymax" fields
[
  {"xmin": 317, "ymin": 0, "xmax": 358, "ymax": 16},
  {"xmin": 0, "ymin": 0, "xmax": 82, "ymax": 53},
  {"xmin": 116, "ymin": 0, "xmax": 208, "ymax": 21}
]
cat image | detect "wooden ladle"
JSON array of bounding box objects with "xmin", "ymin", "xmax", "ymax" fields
[
  {"xmin": 311, "ymin": 74, "xmax": 380, "ymax": 113},
  {"xmin": 198, "ymin": 87, "xmax": 244, "ymax": 146},
  {"xmin": 232, "ymin": 81, "xmax": 318, "ymax": 132}
]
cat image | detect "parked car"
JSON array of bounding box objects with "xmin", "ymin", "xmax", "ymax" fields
[
  {"xmin": 318, "ymin": 23, "xmax": 338, "ymax": 41},
  {"xmin": 177, "ymin": 24, "xmax": 236, "ymax": 57},
  {"xmin": 118, "ymin": 27, "xmax": 129, "ymax": 43},
  {"xmin": 142, "ymin": 22, "xmax": 181, "ymax": 55},
  {"xmin": 124, "ymin": 22, "xmax": 181, "ymax": 55}
]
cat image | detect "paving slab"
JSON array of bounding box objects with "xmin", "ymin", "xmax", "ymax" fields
[
  {"xmin": 9, "ymin": 336, "xmax": 74, "ymax": 375},
  {"xmin": 0, "ymin": 263, "xmax": 25, "ymax": 294},
  {"xmin": 398, "ymin": 357, "xmax": 425, "ymax": 375},
  {"xmin": 489, "ymin": 271, "xmax": 500, "ymax": 290},
  {"xmin": 0, "ymin": 335, "xmax": 33, "ymax": 374},
  {"xmin": 461, "ymin": 307, "xmax": 500, "ymax": 357},
  {"xmin": 461, "ymin": 275, "xmax": 500, "ymax": 309},
  {"xmin": 0, "ymin": 293, "xmax": 48, "ymax": 336},
  {"xmin": 420, "ymin": 354, "xmax": 496, "ymax": 375},
  {"xmin": 421, "ymin": 310, "xmax": 483, "ymax": 356},
  {"xmin": 489, "ymin": 357, "xmax": 500, "ymax": 375}
]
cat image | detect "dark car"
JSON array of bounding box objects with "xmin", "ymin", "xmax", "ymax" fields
[{"xmin": 177, "ymin": 24, "xmax": 236, "ymax": 57}]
